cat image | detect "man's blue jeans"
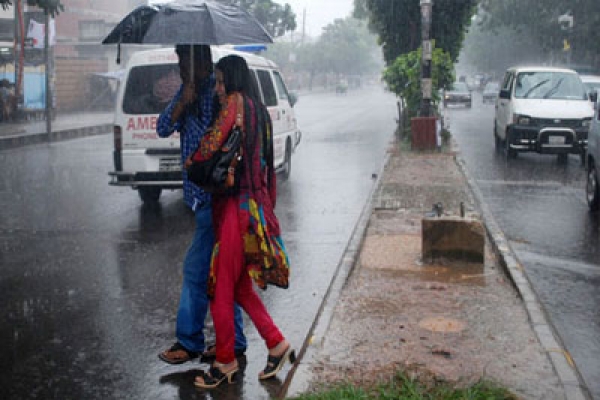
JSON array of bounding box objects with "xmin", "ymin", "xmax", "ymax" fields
[{"xmin": 176, "ymin": 203, "xmax": 247, "ymax": 353}]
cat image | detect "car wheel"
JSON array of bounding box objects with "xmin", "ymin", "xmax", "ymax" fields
[
  {"xmin": 587, "ymin": 164, "xmax": 600, "ymax": 211},
  {"xmin": 280, "ymin": 140, "xmax": 292, "ymax": 180},
  {"xmin": 138, "ymin": 187, "xmax": 162, "ymax": 203},
  {"xmin": 504, "ymin": 131, "xmax": 517, "ymax": 160},
  {"xmin": 493, "ymin": 122, "xmax": 502, "ymax": 153}
]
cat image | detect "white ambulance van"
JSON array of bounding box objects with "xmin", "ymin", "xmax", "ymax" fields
[{"xmin": 109, "ymin": 46, "xmax": 301, "ymax": 202}]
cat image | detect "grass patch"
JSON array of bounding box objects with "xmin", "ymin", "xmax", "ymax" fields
[{"xmin": 288, "ymin": 371, "xmax": 517, "ymax": 400}]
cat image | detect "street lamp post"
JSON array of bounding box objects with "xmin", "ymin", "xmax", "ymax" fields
[
  {"xmin": 411, "ymin": 0, "xmax": 437, "ymax": 150},
  {"xmin": 420, "ymin": 0, "xmax": 432, "ymax": 117}
]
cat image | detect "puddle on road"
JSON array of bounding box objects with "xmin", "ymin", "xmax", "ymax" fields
[{"xmin": 360, "ymin": 234, "xmax": 488, "ymax": 286}]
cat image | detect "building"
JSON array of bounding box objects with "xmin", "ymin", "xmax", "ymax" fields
[{"xmin": 0, "ymin": 0, "xmax": 145, "ymax": 114}]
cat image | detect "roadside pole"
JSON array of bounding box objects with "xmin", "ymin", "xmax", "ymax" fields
[
  {"xmin": 420, "ymin": 0, "xmax": 432, "ymax": 117},
  {"xmin": 410, "ymin": 0, "xmax": 437, "ymax": 150},
  {"xmin": 44, "ymin": 11, "xmax": 51, "ymax": 139}
]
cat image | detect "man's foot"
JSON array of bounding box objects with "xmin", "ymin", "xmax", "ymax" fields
[
  {"xmin": 200, "ymin": 344, "xmax": 247, "ymax": 364},
  {"xmin": 158, "ymin": 342, "xmax": 199, "ymax": 365}
]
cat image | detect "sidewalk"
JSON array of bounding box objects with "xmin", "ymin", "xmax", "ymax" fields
[
  {"xmin": 0, "ymin": 111, "xmax": 113, "ymax": 150},
  {"xmin": 286, "ymin": 139, "xmax": 588, "ymax": 400}
]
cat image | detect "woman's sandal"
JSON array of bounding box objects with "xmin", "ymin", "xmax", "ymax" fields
[
  {"xmin": 258, "ymin": 345, "xmax": 296, "ymax": 380},
  {"xmin": 200, "ymin": 344, "xmax": 246, "ymax": 363},
  {"xmin": 194, "ymin": 364, "xmax": 239, "ymax": 389}
]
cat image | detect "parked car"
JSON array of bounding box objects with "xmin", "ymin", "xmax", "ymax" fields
[
  {"xmin": 482, "ymin": 81, "xmax": 500, "ymax": 104},
  {"xmin": 580, "ymin": 74, "xmax": 600, "ymax": 98},
  {"xmin": 494, "ymin": 66, "xmax": 594, "ymax": 163},
  {"xmin": 586, "ymin": 93, "xmax": 600, "ymax": 210},
  {"xmin": 443, "ymin": 81, "xmax": 472, "ymax": 108}
]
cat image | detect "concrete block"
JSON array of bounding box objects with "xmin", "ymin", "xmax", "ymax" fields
[{"xmin": 422, "ymin": 216, "xmax": 484, "ymax": 263}]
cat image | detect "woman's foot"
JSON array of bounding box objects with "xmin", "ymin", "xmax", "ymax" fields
[
  {"xmin": 194, "ymin": 360, "xmax": 239, "ymax": 389},
  {"xmin": 258, "ymin": 340, "xmax": 296, "ymax": 380}
]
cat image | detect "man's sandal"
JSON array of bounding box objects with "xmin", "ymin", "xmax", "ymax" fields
[
  {"xmin": 194, "ymin": 365, "xmax": 239, "ymax": 389},
  {"xmin": 258, "ymin": 345, "xmax": 296, "ymax": 380},
  {"xmin": 200, "ymin": 344, "xmax": 246, "ymax": 363},
  {"xmin": 158, "ymin": 342, "xmax": 199, "ymax": 365}
]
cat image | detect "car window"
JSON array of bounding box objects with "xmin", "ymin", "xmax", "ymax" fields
[
  {"xmin": 256, "ymin": 69, "xmax": 277, "ymax": 107},
  {"xmin": 501, "ymin": 72, "xmax": 513, "ymax": 91},
  {"xmin": 515, "ymin": 71, "xmax": 587, "ymax": 100},
  {"xmin": 451, "ymin": 82, "xmax": 469, "ymax": 92},
  {"xmin": 273, "ymin": 71, "xmax": 290, "ymax": 102},
  {"xmin": 249, "ymin": 69, "xmax": 264, "ymax": 104},
  {"xmin": 122, "ymin": 64, "xmax": 181, "ymax": 114}
]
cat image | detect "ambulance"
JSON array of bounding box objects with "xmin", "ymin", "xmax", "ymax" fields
[{"xmin": 108, "ymin": 46, "xmax": 301, "ymax": 202}]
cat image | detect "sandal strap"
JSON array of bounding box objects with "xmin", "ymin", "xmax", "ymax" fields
[
  {"xmin": 168, "ymin": 342, "xmax": 198, "ymax": 357},
  {"xmin": 263, "ymin": 354, "xmax": 282, "ymax": 374}
]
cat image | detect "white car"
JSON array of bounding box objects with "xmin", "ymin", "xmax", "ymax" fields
[
  {"xmin": 494, "ymin": 66, "xmax": 594, "ymax": 163},
  {"xmin": 585, "ymin": 91, "xmax": 600, "ymax": 211}
]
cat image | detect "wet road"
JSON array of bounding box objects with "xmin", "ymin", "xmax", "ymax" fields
[
  {"xmin": 0, "ymin": 86, "xmax": 397, "ymax": 400},
  {"xmin": 445, "ymin": 92, "xmax": 600, "ymax": 399}
]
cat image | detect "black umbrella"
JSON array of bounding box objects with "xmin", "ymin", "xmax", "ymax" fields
[{"xmin": 102, "ymin": 0, "xmax": 273, "ymax": 46}]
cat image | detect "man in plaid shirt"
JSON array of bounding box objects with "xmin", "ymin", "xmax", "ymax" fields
[{"xmin": 156, "ymin": 44, "xmax": 246, "ymax": 364}]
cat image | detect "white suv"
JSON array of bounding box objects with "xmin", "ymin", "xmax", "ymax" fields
[
  {"xmin": 586, "ymin": 91, "xmax": 600, "ymax": 211},
  {"xmin": 494, "ymin": 66, "xmax": 594, "ymax": 163}
]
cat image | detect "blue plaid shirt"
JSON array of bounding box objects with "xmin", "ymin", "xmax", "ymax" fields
[{"xmin": 157, "ymin": 76, "xmax": 215, "ymax": 210}]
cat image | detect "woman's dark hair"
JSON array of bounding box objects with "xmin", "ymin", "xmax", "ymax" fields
[{"xmin": 216, "ymin": 55, "xmax": 259, "ymax": 101}]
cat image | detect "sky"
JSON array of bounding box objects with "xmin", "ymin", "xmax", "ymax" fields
[{"xmin": 274, "ymin": 0, "xmax": 354, "ymax": 37}]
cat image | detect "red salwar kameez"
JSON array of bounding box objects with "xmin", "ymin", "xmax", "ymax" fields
[{"xmin": 192, "ymin": 92, "xmax": 290, "ymax": 364}]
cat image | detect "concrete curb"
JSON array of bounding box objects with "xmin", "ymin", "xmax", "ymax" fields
[
  {"xmin": 454, "ymin": 153, "xmax": 590, "ymax": 400},
  {"xmin": 282, "ymin": 151, "xmax": 390, "ymax": 399},
  {"xmin": 0, "ymin": 124, "xmax": 112, "ymax": 151}
]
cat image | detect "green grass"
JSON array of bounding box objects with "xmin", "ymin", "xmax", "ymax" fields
[{"xmin": 288, "ymin": 372, "xmax": 517, "ymax": 400}]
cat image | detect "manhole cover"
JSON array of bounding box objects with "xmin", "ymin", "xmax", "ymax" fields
[{"xmin": 418, "ymin": 316, "xmax": 466, "ymax": 333}]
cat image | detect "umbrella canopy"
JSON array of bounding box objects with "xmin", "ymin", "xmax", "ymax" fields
[{"xmin": 102, "ymin": 0, "xmax": 273, "ymax": 46}]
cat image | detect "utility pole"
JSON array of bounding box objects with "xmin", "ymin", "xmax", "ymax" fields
[
  {"xmin": 420, "ymin": 0, "xmax": 432, "ymax": 117},
  {"xmin": 44, "ymin": 11, "xmax": 51, "ymax": 138},
  {"xmin": 301, "ymin": 7, "xmax": 306, "ymax": 45},
  {"xmin": 411, "ymin": 0, "xmax": 437, "ymax": 150}
]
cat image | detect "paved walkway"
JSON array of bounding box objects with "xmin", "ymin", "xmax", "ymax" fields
[
  {"xmin": 286, "ymin": 140, "xmax": 588, "ymax": 400},
  {"xmin": 0, "ymin": 111, "xmax": 113, "ymax": 150}
]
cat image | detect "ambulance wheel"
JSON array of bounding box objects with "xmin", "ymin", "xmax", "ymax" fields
[{"xmin": 138, "ymin": 187, "xmax": 162, "ymax": 203}]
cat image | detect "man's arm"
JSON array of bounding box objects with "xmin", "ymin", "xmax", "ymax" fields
[
  {"xmin": 157, "ymin": 83, "xmax": 199, "ymax": 138},
  {"xmin": 156, "ymin": 86, "xmax": 183, "ymax": 138}
]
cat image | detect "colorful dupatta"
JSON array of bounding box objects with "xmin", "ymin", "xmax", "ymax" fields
[{"xmin": 206, "ymin": 93, "xmax": 290, "ymax": 297}]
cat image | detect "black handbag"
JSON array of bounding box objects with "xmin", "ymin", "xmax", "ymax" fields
[{"xmin": 187, "ymin": 95, "xmax": 245, "ymax": 194}]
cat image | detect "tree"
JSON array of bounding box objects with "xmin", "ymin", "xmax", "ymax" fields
[
  {"xmin": 479, "ymin": 0, "xmax": 600, "ymax": 67},
  {"xmin": 266, "ymin": 17, "xmax": 381, "ymax": 91},
  {"xmin": 383, "ymin": 46, "xmax": 454, "ymax": 116},
  {"xmin": 356, "ymin": 0, "xmax": 477, "ymax": 65},
  {"xmin": 216, "ymin": 0, "xmax": 296, "ymax": 38},
  {"xmin": 319, "ymin": 18, "xmax": 380, "ymax": 76},
  {"xmin": 458, "ymin": 19, "xmax": 545, "ymax": 79},
  {"xmin": 0, "ymin": 0, "xmax": 64, "ymax": 16}
]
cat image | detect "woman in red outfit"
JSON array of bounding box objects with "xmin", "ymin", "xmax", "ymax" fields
[{"xmin": 188, "ymin": 55, "xmax": 294, "ymax": 389}]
